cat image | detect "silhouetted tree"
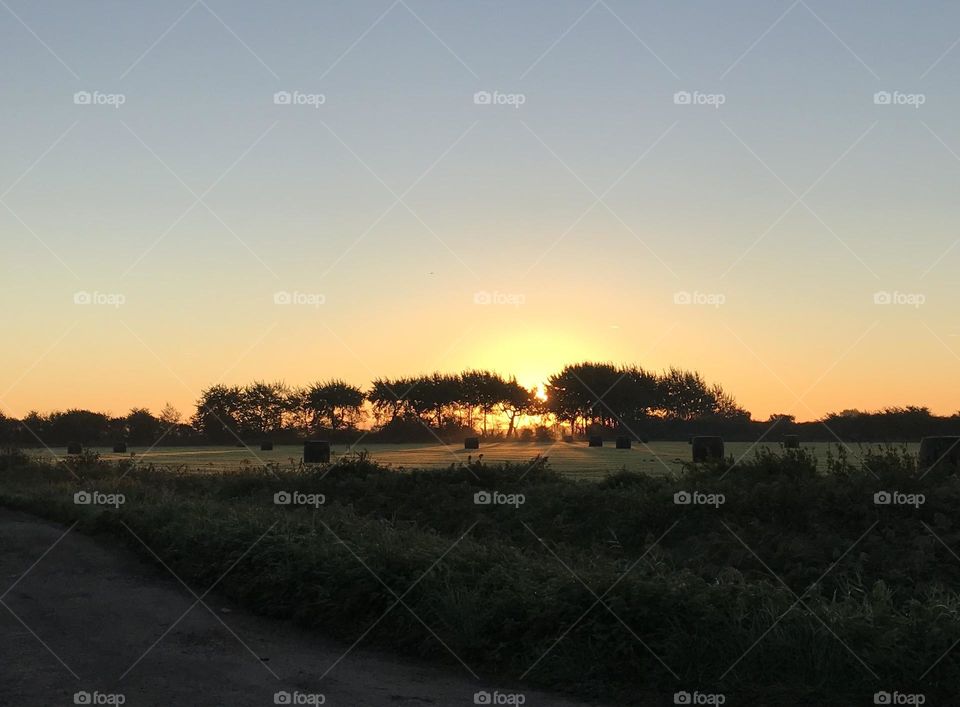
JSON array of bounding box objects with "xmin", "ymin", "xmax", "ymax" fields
[
  {"xmin": 192, "ymin": 385, "xmax": 244, "ymax": 443},
  {"xmin": 304, "ymin": 380, "xmax": 365, "ymax": 430}
]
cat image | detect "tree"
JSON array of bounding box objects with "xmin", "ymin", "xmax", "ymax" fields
[
  {"xmin": 658, "ymin": 368, "xmax": 716, "ymax": 420},
  {"xmin": 304, "ymin": 380, "xmax": 366, "ymax": 430},
  {"xmin": 159, "ymin": 403, "xmax": 182, "ymax": 427},
  {"xmin": 45, "ymin": 409, "xmax": 112, "ymax": 446},
  {"xmin": 126, "ymin": 408, "xmax": 162, "ymax": 445},
  {"xmin": 368, "ymin": 378, "xmax": 405, "ymax": 425},
  {"xmin": 192, "ymin": 385, "xmax": 244, "ymax": 443},
  {"xmin": 239, "ymin": 381, "xmax": 290, "ymax": 436},
  {"xmin": 498, "ymin": 378, "xmax": 536, "ymax": 437}
]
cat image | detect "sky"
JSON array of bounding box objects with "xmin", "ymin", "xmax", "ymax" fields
[{"xmin": 1, "ymin": 0, "xmax": 959, "ymax": 422}]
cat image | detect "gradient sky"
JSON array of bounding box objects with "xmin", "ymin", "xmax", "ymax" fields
[{"xmin": 2, "ymin": 0, "xmax": 959, "ymax": 422}]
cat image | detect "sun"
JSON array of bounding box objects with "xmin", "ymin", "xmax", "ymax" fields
[{"xmin": 534, "ymin": 384, "xmax": 548, "ymax": 402}]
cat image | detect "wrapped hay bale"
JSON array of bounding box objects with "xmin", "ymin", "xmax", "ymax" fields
[
  {"xmin": 918, "ymin": 437, "xmax": 960, "ymax": 472},
  {"xmin": 304, "ymin": 440, "xmax": 331, "ymax": 464},
  {"xmin": 692, "ymin": 436, "xmax": 724, "ymax": 462}
]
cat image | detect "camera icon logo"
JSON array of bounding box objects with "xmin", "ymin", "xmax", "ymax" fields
[
  {"xmin": 673, "ymin": 692, "xmax": 692, "ymax": 705},
  {"xmin": 274, "ymin": 91, "xmax": 292, "ymax": 105},
  {"xmin": 74, "ymin": 91, "xmax": 92, "ymax": 105},
  {"xmin": 874, "ymin": 91, "xmax": 892, "ymax": 105},
  {"xmin": 74, "ymin": 291, "xmax": 92, "ymax": 305},
  {"xmin": 273, "ymin": 291, "xmax": 292, "ymax": 305},
  {"xmin": 474, "ymin": 491, "xmax": 492, "ymax": 505},
  {"xmin": 873, "ymin": 291, "xmax": 892, "ymax": 305},
  {"xmin": 873, "ymin": 491, "xmax": 892, "ymax": 505},
  {"xmin": 274, "ymin": 491, "xmax": 292, "ymax": 505},
  {"xmin": 474, "ymin": 691, "xmax": 492, "ymax": 705},
  {"xmin": 74, "ymin": 491, "xmax": 92, "ymax": 505},
  {"xmin": 274, "ymin": 691, "xmax": 292, "ymax": 705},
  {"xmin": 673, "ymin": 491, "xmax": 692, "ymax": 505},
  {"xmin": 673, "ymin": 91, "xmax": 692, "ymax": 105},
  {"xmin": 473, "ymin": 290, "xmax": 492, "ymax": 305},
  {"xmin": 473, "ymin": 91, "xmax": 492, "ymax": 105},
  {"xmin": 673, "ymin": 290, "xmax": 692, "ymax": 305}
]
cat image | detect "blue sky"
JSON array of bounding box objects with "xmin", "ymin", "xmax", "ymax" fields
[{"xmin": 2, "ymin": 0, "xmax": 959, "ymax": 420}]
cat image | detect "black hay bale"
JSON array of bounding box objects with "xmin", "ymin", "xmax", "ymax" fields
[
  {"xmin": 616, "ymin": 436, "xmax": 632, "ymax": 449},
  {"xmin": 66, "ymin": 442, "xmax": 82, "ymax": 455},
  {"xmin": 112, "ymin": 442, "xmax": 127, "ymax": 454},
  {"xmin": 304, "ymin": 440, "xmax": 331, "ymax": 464},
  {"xmin": 588, "ymin": 435, "xmax": 603, "ymax": 448},
  {"xmin": 783, "ymin": 435, "xmax": 800, "ymax": 449},
  {"xmin": 562, "ymin": 435, "xmax": 574, "ymax": 443},
  {"xmin": 261, "ymin": 441, "xmax": 274, "ymax": 451},
  {"xmin": 692, "ymin": 436, "xmax": 724, "ymax": 462},
  {"xmin": 464, "ymin": 437, "xmax": 480, "ymax": 450},
  {"xmin": 918, "ymin": 436, "xmax": 960, "ymax": 471}
]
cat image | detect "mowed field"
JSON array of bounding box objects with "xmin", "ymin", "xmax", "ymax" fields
[{"xmin": 29, "ymin": 440, "xmax": 919, "ymax": 478}]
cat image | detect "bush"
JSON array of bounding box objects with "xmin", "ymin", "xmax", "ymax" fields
[{"xmin": 1, "ymin": 448, "xmax": 959, "ymax": 704}]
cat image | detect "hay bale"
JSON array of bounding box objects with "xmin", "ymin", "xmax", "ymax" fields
[
  {"xmin": 783, "ymin": 435, "xmax": 800, "ymax": 449},
  {"xmin": 588, "ymin": 435, "xmax": 603, "ymax": 447},
  {"xmin": 918, "ymin": 436, "xmax": 960, "ymax": 471},
  {"xmin": 112, "ymin": 442, "xmax": 127, "ymax": 454},
  {"xmin": 66, "ymin": 442, "xmax": 82, "ymax": 455},
  {"xmin": 464, "ymin": 437, "xmax": 480, "ymax": 450},
  {"xmin": 692, "ymin": 436, "xmax": 724, "ymax": 462},
  {"xmin": 261, "ymin": 441, "xmax": 274, "ymax": 451},
  {"xmin": 562, "ymin": 435, "xmax": 574, "ymax": 443},
  {"xmin": 304, "ymin": 440, "xmax": 331, "ymax": 464},
  {"xmin": 615, "ymin": 436, "xmax": 631, "ymax": 450}
]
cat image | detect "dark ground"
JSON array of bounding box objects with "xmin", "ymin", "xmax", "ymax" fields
[{"xmin": 0, "ymin": 508, "xmax": 602, "ymax": 707}]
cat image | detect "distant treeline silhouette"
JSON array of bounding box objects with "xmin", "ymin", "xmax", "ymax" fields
[{"xmin": 1, "ymin": 363, "xmax": 957, "ymax": 446}]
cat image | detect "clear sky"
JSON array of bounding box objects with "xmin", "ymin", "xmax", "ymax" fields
[{"xmin": 1, "ymin": 0, "xmax": 959, "ymax": 422}]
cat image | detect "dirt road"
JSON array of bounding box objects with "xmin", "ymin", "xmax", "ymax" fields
[{"xmin": 0, "ymin": 509, "xmax": 601, "ymax": 707}]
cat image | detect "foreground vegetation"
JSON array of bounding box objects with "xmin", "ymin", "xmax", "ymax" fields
[{"xmin": 1, "ymin": 447, "xmax": 959, "ymax": 704}]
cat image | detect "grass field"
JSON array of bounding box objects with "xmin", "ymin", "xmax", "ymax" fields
[{"xmin": 28, "ymin": 440, "xmax": 921, "ymax": 478}]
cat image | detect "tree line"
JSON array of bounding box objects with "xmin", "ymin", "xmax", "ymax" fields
[
  {"xmin": 2, "ymin": 364, "xmax": 957, "ymax": 446},
  {"xmin": 0, "ymin": 363, "xmax": 748, "ymax": 445}
]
